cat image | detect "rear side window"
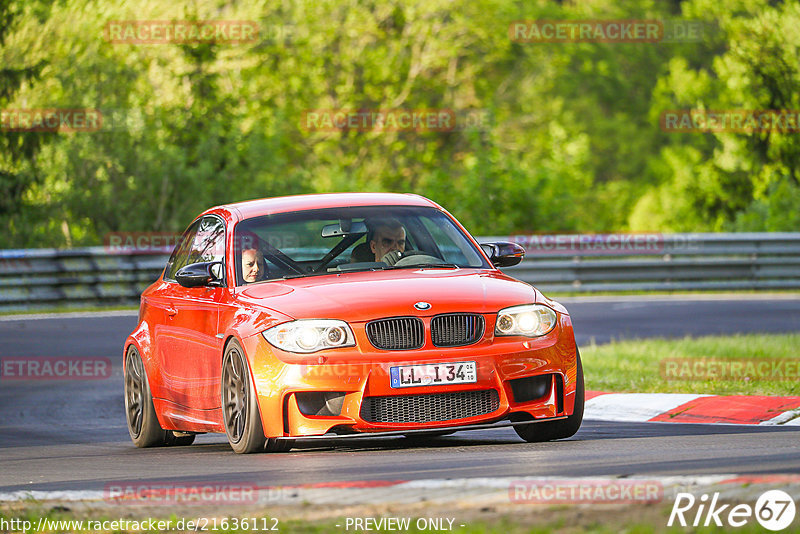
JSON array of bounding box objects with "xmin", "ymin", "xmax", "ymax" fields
[{"xmin": 163, "ymin": 217, "xmax": 225, "ymax": 281}]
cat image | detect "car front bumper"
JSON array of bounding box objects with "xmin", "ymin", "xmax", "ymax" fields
[{"xmin": 242, "ymin": 313, "xmax": 578, "ymax": 438}]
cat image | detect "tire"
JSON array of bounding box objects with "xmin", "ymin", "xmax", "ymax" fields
[
  {"xmin": 514, "ymin": 348, "xmax": 584, "ymax": 443},
  {"xmin": 222, "ymin": 339, "xmax": 290, "ymax": 453},
  {"xmin": 125, "ymin": 345, "xmax": 172, "ymax": 447}
]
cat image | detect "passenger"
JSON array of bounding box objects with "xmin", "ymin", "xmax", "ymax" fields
[{"xmin": 241, "ymin": 248, "xmax": 266, "ymax": 283}]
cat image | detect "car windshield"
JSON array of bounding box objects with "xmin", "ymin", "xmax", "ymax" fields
[{"xmin": 233, "ymin": 205, "xmax": 490, "ymax": 285}]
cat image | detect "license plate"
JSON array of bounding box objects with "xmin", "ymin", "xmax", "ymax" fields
[{"xmin": 390, "ymin": 361, "xmax": 477, "ymax": 388}]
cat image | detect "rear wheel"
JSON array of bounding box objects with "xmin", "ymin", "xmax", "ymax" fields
[
  {"xmin": 126, "ymin": 345, "xmax": 191, "ymax": 447},
  {"xmin": 222, "ymin": 340, "xmax": 291, "ymax": 453},
  {"xmin": 514, "ymin": 348, "xmax": 584, "ymax": 442}
]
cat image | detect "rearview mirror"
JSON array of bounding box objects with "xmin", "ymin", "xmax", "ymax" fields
[
  {"xmin": 175, "ymin": 261, "xmax": 224, "ymax": 288},
  {"xmin": 321, "ymin": 220, "xmax": 368, "ymax": 238},
  {"xmin": 480, "ymin": 242, "xmax": 525, "ymax": 267}
]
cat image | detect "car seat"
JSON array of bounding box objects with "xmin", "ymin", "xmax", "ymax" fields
[{"xmin": 350, "ymin": 242, "xmax": 374, "ymax": 263}]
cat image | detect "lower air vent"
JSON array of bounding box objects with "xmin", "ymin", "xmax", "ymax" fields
[{"xmin": 360, "ymin": 389, "xmax": 500, "ymax": 423}]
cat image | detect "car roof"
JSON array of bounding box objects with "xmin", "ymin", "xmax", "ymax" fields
[{"xmin": 209, "ymin": 192, "xmax": 442, "ymax": 221}]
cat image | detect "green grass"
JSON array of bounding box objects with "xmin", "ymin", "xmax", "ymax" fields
[{"xmin": 581, "ymin": 333, "xmax": 800, "ymax": 395}]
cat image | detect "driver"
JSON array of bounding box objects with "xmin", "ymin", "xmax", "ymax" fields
[
  {"xmin": 370, "ymin": 218, "xmax": 406, "ymax": 265},
  {"xmin": 241, "ymin": 248, "xmax": 266, "ymax": 283}
]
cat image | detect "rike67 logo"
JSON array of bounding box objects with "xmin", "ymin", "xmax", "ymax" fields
[{"xmin": 668, "ymin": 490, "xmax": 796, "ymax": 531}]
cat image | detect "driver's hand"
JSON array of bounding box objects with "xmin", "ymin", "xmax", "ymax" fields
[{"xmin": 381, "ymin": 250, "xmax": 404, "ymax": 266}]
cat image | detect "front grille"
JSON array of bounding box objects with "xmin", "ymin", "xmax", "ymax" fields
[
  {"xmin": 366, "ymin": 317, "xmax": 424, "ymax": 350},
  {"xmin": 360, "ymin": 389, "xmax": 500, "ymax": 423},
  {"xmin": 431, "ymin": 313, "xmax": 485, "ymax": 347}
]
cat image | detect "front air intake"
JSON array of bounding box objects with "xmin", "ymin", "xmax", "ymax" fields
[
  {"xmin": 431, "ymin": 313, "xmax": 485, "ymax": 347},
  {"xmin": 509, "ymin": 374, "xmax": 552, "ymax": 404},
  {"xmin": 360, "ymin": 389, "xmax": 500, "ymax": 423},
  {"xmin": 366, "ymin": 317, "xmax": 424, "ymax": 350}
]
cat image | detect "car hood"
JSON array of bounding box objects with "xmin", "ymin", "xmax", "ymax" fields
[{"xmin": 236, "ymin": 269, "xmax": 547, "ymax": 322}]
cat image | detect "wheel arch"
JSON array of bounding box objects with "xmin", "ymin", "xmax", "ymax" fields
[
  {"xmin": 124, "ymin": 318, "xmax": 154, "ymax": 369},
  {"xmin": 221, "ymin": 332, "xmax": 286, "ymax": 439},
  {"xmin": 124, "ymin": 323, "xmax": 171, "ymax": 431}
]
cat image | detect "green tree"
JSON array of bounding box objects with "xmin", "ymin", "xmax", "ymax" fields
[
  {"xmin": 0, "ymin": 0, "xmax": 53, "ymax": 244},
  {"xmin": 630, "ymin": 0, "xmax": 800, "ymax": 231}
]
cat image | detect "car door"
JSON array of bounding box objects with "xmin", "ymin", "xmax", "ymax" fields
[
  {"xmin": 157, "ymin": 216, "xmax": 226, "ymax": 410},
  {"xmin": 147, "ymin": 219, "xmax": 202, "ymax": 402}
]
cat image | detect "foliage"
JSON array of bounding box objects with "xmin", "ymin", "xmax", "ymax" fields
[
  {"xmin": 631, "ymin": 0, "xmax": 800, "ymax": 231},
  {"xmin": 1, "ymin": 0, "xmax": 798, "ymax": 248}
]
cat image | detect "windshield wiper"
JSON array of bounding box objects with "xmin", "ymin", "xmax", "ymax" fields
[
  {"xmin": 390, "ymin": 263, "xmax": 460, "ymax": 269},
  {"xmin": 332, "ymin": 263, "xmax": 389, "ymax": 273},
  {"xmin": 272, "ymin": 271, "xmax": 331, "ymax": 280},
  {"xmin": 275, "ymin": 265, "xmax": 390, "ymax": 279}
]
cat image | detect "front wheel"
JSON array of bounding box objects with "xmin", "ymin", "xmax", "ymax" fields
[
  {"xmin": 221, "ymin": 340, "xmax": 291, "ymax": 453},
  {"xmin": 514, "ymin": 348, "xmax": 584, "ymax": 442}
]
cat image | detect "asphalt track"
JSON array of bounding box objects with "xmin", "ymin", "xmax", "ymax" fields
[{"xmin": 1, "ymin": 296, "xmax": 799, "ymax": 493}]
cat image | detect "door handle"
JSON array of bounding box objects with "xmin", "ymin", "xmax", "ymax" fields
[{"xmin": 166, "ymin": 306, "xmax": 177, "ymax": 317}]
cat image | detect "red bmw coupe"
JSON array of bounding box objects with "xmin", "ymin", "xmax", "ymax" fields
[{"xmin": 124, "ymin": 193, "xmax": 583, "ymax": 453}]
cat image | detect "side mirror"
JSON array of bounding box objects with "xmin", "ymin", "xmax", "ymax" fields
[
  {"xmin": 175, "ymin": 261, "xmax": 224, "ymax": 288},
  {"xmin": 480, "ymin": 242, "xmax": 525, "ymax": 267}
]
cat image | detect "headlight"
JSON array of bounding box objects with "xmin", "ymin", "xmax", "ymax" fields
[
  {"xmin": 495, "ymin": 304, "xmax": 557, "ymax": 337},
  {"xmin": 263, "ymin": 319, "xmax": 356, "ymax": 353}
]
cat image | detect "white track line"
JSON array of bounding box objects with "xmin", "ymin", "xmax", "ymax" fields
[
  {"xmin": 5, "ymin": 475, "xmax": 800, "ymax": 504},
  {"xmin": 584, "ymin": 393, "xmax": 709, "ymax": 422}
]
